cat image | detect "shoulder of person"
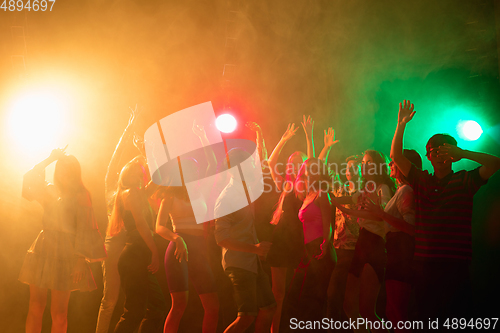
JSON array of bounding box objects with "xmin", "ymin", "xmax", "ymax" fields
[
  {"xmin": 123, "ymin": 188, "xmax": 144, "ymax": 204},
  {"xmin": 398, "ymin": 184, "xmax": 413, "ymax": 193},
  {"xmin": 377, "ymin": 183, "xmax": 390, "ymax": 193}
]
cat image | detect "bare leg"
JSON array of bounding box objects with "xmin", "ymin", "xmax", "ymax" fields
[
  {"xmin": 359, "ymin": 264, "xmax": 389, "ymax": 333},
  {"xmin": 224, "ymin": 315, "xmax": 255, "ymax": 333},
  {"xmin": 163, "ymin": 291, "xmax": 188, "ymax": 333},
  {"xmin": 96, "ymin": 235, "xmax": 125, "ymax": 333},
  {"xmin": 271, "ymin": 267, "xmax": 287, "ymax": 333},
  {"xmin": 343, "ymin": 273, "xmax": 369, "ymax": 333},
  {"xmin": 255, "ymin": 306, "xmax": 277, "ymax": 333},
  {"xmin": 385, "ymin": 280, "xmax": 411, "ymax": 333},
  {"xmin": 26, "ymin": 285, "xmax": 48, "ymax": 333},
  {"xmin": 199, "ymin": 292, "xmax": 219, "ymax": 333},
  {"xmin": 50, "ymin": 289, "xmax": 71, "ymax": 333}
]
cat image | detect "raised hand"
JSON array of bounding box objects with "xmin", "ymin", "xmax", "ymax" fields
[
  {"xmin": 133, "ymin": 133, "xmax": 146, "ymax": 156},
  {"xmin": 49, "ymin": 145, "xmax": 68, "ymax": 161},
  {"xmin": 192, "ymin": 120, "xmax": 207, "ymax": 138},
  {"xmin": 398, "ymin": 100, "xmax": 416, "ymax": 125},
  {"xmin": 281, "ymin": 123, "xmax": 299, "ymax": 141},
  {"xmin": 246, "ymin": 121, "xmax": 262, "ymax": 133},
  {"xmin": 324, "ymin": 127, "xmax": 339, "ymax": 147},
  {"xmin": 437, "ymin": 143, "xmax": 464, "ymax": 163},
  {"xmin": 301, "ymin": 115, "xmax": 314, "ymax": 138},
  {"xmin": 128, "ymin": 104, "xmax": 141, "ymax": 128}
]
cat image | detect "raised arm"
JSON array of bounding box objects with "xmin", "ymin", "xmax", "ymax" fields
[
  {"xmin": 246, "ymin": 122, "xmax": 268, "ymax": 166},
  {"xmin": 268, "ymin": 123, "xmax": 299, "ymax": 190},
  {"xmin": 23, "ymin": 147, "xmax": 66, "ymax": 203},
  {"xmin": 391, "ymin": 100, "xmax": 416, "ymax": 177},
  {"xmin": 318, "ymin": 127, "xmax": 339, "ymax": 164},
  {"xmin": 437, "ymin": 144, "xmax": 500, "ymax": 181},
  {"xmin": 105, "ymin": 108, "xmax": 139, "ymax": 201},
  {"xmin": 155, "ymin": 198, "xmax": 188, "ymax": 262},
  {"xmin": 301, "ymin": 115, "xmax": 315, "ymax": 158},
  {"xmin": 124, "ymin": 190, "xmax": 159, "ymax": 273},
  {"xmin": 193, "ymin": 120, "xmax": 217, "ymax": 177}
]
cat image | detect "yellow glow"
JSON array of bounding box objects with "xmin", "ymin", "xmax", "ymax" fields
[{"xmin": 7, "ymin": 91, "xmax": 68, "ymax": 154}]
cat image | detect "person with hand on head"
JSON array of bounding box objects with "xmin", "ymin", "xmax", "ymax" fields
[
  {"xmin": 155, "ymin": 120, "xmax": 219, "ymax": 333},
  {"xmin": 109, "ymin": 159, "xmax": 166, "ymax": 333},
  {"xmin": 390, "ymin": 100, "xmax": 500, "ymax": 329},
  {"xmin": 214, "ymin": 148, "xmax": 277, "ymax": 333},
  {"xmin": 266, "ymin": 117, "xmax": 313, "ymax": 333},
  {"xmin": 20, "ymin": 147, "xmax": 106, "ymax": 333}
]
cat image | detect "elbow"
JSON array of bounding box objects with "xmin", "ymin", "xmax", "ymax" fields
[{"xmin": 390, "ymin": 150, "xmax": 400, "ymax": 160}]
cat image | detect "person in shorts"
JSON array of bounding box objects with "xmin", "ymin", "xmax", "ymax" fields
[{"xmin": 214, "ymin": 148, "xmax": 276, "ymax": 333}]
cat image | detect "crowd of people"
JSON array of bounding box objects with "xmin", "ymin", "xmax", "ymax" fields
[{"xmin": 19, "ymin": 100, "xmax": 500, "ymax": 332}]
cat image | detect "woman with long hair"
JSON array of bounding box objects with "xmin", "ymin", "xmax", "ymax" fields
[
  {"xmin": 155, "ymin": 122, "xmax": 219, "ymax": 333},
  {"xmin": 326, "ymin": 154, "xmax": 362, "ymax": 328},
  {"xmin": 97, "ymin": 107, "xmax": 151, "ymax": 333},
  {"xmin": 109, "ymin": 160, "xmax": 166, "ymax": 333},
  {"xmin": 360, "ymin": 149, "xmax": 421, "ymax": 332},
  {"xmin": 280, "ymin": 157, "xmax": 336, "ymax": 332},
  {"xmin": 266, "ymin": 118, "xmax": 314, "ymax": 333},
  {"xmin": 332, "ymin": 149, "xmax": 396, "ymax": 333},
  {"xmin": 20, "ymin": 148, "xmax": 106, "ymax": 333}
]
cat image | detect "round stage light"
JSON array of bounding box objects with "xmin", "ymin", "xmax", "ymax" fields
[
  {"xmin": 459, "ymin": 120, "xmax": 483, "ymax": 141},
  {"xmin": 216, "ymin": 114, "xmax": 237, "ymax": 133},
  {"xmin": 8, "ymin": 92, "xmax": 67, "ymax": 153}
]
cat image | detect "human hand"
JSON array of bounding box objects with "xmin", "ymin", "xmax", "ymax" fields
[
  {"xmin": 281, "ymin": 123, "xmax": 299, "ymax": 141},
  {"xmin": 174, "ymin": 237, "xmax": 189, "ymax": 262},
  {"xmin": 49, "ymin": 145, "xmax": 68, "ymax": 161},
  {"xmin": 301, "ymin": 115, "xmax": 314, "ymax": 138},
  {"xmin": 246, "ymin": 121, "xmax": 262, "ymax": 133},
  {"xmin": 133, "ymin": 133, "xmax": 146, "ymax": 157},
  {"xmin": 192, "ymin": 120, "xmax": 207, "ymax": 139},
  {"xmin": 128, "ymin": 104, "xmax": 141, "ymax": 129},
  {"xmin": 314, "ymin": 240, "xmax": 329, "ymax": 260},
  {"xmin": 254, "ymin": 241, "xmax": 272, "ymax": 257},
  {"xmin": 71, "ymin": 257, "xmax": 87, "ymax": 284},
  {"xmin": 324, "ymin": 127, "xmax": 339, "ymax": 147},
  {"xmin": 437, "ymin": 143, "xmax": 464, "ymax": 163},
  {"xmin": 148, "ymin": 251, "xmax": 160, "ymax": 274},
  {"xmin": 398, "ymin": 100, "xmax": 416, "ymax": 125},
  {"xmin": 361, "ymin": 196, "xmax": 383, "ymax": 217}
]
